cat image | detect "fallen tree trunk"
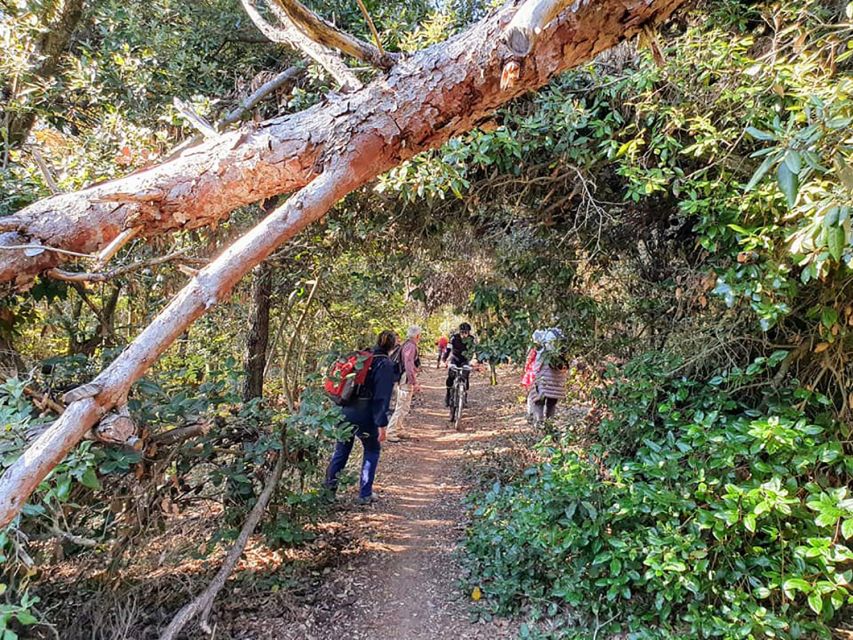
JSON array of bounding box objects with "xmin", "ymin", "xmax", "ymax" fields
[
  {"xmin": 0, "ymin": 0, "xmax": 681, "ymax": 289},
  {"xmin": 0, "ymin": 0, "xmax": 685, "ymax": 527}
]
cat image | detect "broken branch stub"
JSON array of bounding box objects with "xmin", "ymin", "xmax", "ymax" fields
[
  {"xmin": 503, "ymin": 0, "xmax": 574, "ymax": 57},
  {"xmin": 270, "ymin": 0, "xmax": 399, "ymax": 69}
]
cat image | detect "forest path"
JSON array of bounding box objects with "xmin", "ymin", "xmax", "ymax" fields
[{"xmin": 263, "ymin": 364, "xmax": 526, "ymax": 640}]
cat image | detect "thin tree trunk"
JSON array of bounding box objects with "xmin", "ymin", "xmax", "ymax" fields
[
  {"xmin": 242, "ymin": 261, "xmax": 273, "ymax": 401},
  {"xmin": 4, "ymin": 0, "xmax": 86, "ymax": 149},
  {"xmin": 0, "ymin": 0, "xmax": 686, "ymax": 528}
]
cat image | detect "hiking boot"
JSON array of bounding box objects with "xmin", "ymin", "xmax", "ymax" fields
[{"xmin": 357, "ymin": 493, "xmax": 378, "ymax": 505}]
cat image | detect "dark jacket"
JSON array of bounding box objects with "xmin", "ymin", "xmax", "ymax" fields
[
  {"xmin": 341, "ymin": 349, "xmax": 395, "ymax": 432},
  {"xmin": 445, "ymin": 332, "xmax": 476, "ymax": 366}
]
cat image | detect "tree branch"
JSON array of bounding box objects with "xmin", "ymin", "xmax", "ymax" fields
[
  {"xmin": 173, "ymin": 98, "xmax": 218, "ymax": 139},
  {"xmin": 219, "ymin": 65, "xmax": 303, "ymax": 128},
  {"xmin": 241, "ymin": 0, "xmax": 362, "ymax": 91},
  {"xmin": 270, "ymin": 0, "xmax": 398, "ymax": 69},
  {"xmin": 151, "ymin": 421, "xmax": 212, "ymax": 446},
  {"xmin": 158, "ymin": 448, "xmax": 286, "ymax": 639},
  {"xmin": 47, "ymin": 249, "xmax": 197, "ymax": 283},
  {"xmin": 354, "ymin": 0, "xmax": 385, "ymax": 55},
  {"xmin": 95, "ymin": 226, "xmax": 141, "ymax": 268},
  {"xmin": 504, "ymin": 0, "xmax": 574, "ymax": 56}
]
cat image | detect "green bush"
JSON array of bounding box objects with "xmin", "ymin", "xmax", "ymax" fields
[{"xmin": 465, "ymin": 354, "xmax": 853, "ymax": 639}]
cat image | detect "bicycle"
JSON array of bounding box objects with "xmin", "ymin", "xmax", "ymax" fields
[{"xmin": 448, "ymin": 364, "xmax": 472, "ymax": 430}]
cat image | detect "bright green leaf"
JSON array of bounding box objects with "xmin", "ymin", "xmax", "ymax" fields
[
  {"xmin": 79, "ymin": 467, "xmax": 101, "ymax": 490},
  {"xmin": 808, "ymin": 591, "xmax": 823, "ymax": 614},
  {"xmin": 777, "ymin": 162, "xmax": 799, "ymax": 207},
  {"xmin": 828, "ymin": 226, "xmax": 845, "ymax": 261}
]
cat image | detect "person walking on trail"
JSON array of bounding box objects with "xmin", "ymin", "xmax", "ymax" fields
[
  {"xmin": 435, "ymin": 334, "xmax": 448, "ymax": 368},
  {"xmin": 443, "ymin": 322, "xmax": 476, "ymax": 407},
  {"xmin": 324, "ymin": 330, "xmax": 397, "ymax": 505},
  {"xmin": 387, "ymin": 325, "xmax": 422, "ymax": 442},
  {"xmin": 526, "ymin": 328, "xmax": 569, "ymax": 423}
]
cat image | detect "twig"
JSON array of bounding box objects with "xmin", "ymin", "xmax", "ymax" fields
[
  {"xmin": 47, "ymin": 249, "xmax": 195, "ymax": 283},
  {"xmin": 23, "ymin": 386, "xmax": 65, "ymax": 415},
  {"xmin": 157, "ymin": 449, "xmax": 286, "ymax": 640},
  {"xmin": 220, "ymin": 66, "xmax": 303, "ymax": 128},
  {"xmin": 0, "ymin": 244, "xmax": 96, "ymax": 258},
  {"xmin": 48, "ymin": 525, "xmax": 98, "ymax": 547},
  {"xmin": 354, "ymin": 0, "xmax": 385, "ymax": 55},
  {"xmin": 95, "ymin": 226, "xmax": 141, "ymax": 268},
  {"xmin": 31, "ymin": 149, "xmax": 61, "ymax": 194},
  {"xmin": 173, "ymin": 98, "xmax": 218, "ymax": 138}
]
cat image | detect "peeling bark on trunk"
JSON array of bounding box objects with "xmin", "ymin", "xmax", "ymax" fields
[
  {"xmin": 242, "ymin": 261, "xmax": 273, "ymax": 401},
  {"xmin": 0, "ymin": 0, "xmax": 685, "ymax": 528},
  {"xmin": 0, "ymin": 0, "xmax": 682, "ymax": 289}
]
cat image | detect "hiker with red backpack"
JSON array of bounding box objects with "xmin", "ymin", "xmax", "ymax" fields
[{"xmin": 324, "ymin": 330, "xmax": 397, "ymax": 505}]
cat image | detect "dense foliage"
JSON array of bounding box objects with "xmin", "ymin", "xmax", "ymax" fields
[
  {"xmin": 467, "ymin": 354, "xmax": 853, "ymax": 638},
  {"xmin": 456, "ymin": 0, "xmax": 853, "ymax": 637},
  {"xmin": 1, "ymin": 0, "xmax": 852, "ymax": 636}
]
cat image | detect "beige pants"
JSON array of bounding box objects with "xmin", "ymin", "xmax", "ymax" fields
[{"xmin": 388, "ymin": 383, "xmax": 413, "ymax": 438}]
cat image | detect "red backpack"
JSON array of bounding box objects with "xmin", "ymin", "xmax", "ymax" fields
[{"xmin": 324, "ymin": 350, "xmax": 375, "ymax": 406}]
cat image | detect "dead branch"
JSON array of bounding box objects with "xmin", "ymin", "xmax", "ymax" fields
[
  {"xmin": 172, "ymin": 98, "xmax": 218, "ymax": 139},
  {"xmin": 47, "ymin": 249, "xmax": 196, "ymax": 283},
  {"xmin": 31, "ymin": 149, "xmax": 61, "ymax": 194},
  {"xmin": 23, "ymin": 385, "xmax": 65, "ymax": 415},
  {"xmin": 151, "ymin": 421, "xmax": 212, "ymax": 446},
  {"xmin": 48, "ymin": 525, "xmax": 99, "ymax": 548},
  {"xmin": 355, "ymin": 0, "xmax": 385, "ymax": 55},
  {"xmin": 219, "ymin": 65, "xmax": 303, "ymax": 128},
  {"xmin": 0, "ymin": 243, "xmax": 96, "ymax": 258},
  {"xmin": 95, "ymin": 226, "xmax": 141, "ymax": 268},
  {"xmin": 504, "ymin": 0, "xmax": 573, "ymax": 56},
  {"xmin": 241, "ymin": 0, "xmax": 362, "ymax": 91},
  {"xmin": 157, "ymin": 448, "xmax": 286, "ymax": 640},
  {"xmin": 271, "ymin": 0, "xmax": 398, "ymax": 69}
]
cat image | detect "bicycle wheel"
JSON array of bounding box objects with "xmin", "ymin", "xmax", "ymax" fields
[
  {"xmin": 448, "ymin": 387, "xmax": 457, "ymax": 422},
  {"xmin": 454, "ymin": 382, "xmax": 464, "ymax": 430}
]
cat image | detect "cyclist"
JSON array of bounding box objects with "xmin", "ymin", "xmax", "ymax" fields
[{"xmin": 442, "ymin": 322, "xmax": 476, "ymax": 407}]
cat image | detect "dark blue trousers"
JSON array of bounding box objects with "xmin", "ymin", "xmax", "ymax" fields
[{"xmin": 324, "ymin": 427, "xmax": 381, "ymax": 499}]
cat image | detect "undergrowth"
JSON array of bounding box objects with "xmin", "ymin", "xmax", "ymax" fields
[{"xmin": 465, "ymin": 353, "xmax": 853, "ymax": 639}]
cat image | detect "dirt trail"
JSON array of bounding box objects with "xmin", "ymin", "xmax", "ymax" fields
[{"xmin": 270, "ymin": 365, "xmax": 526, "ymax": 640}]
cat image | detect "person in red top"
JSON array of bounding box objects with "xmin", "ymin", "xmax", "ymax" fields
[
  {"xmin": 521, "ymin": 346, "xmax": 538, "ymax": 390},
  {"xmin": 436, "ymin": 334, "xmax": 449, "ymax": 368}
]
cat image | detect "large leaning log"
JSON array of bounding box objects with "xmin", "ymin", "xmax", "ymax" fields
[
  {"xmin": 0, "ymin": 0, "xmax": 679, "ymax": 289},
  {"xmin": 0, "ymin": 0, "xmax": 684, "ymax": 527}
]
